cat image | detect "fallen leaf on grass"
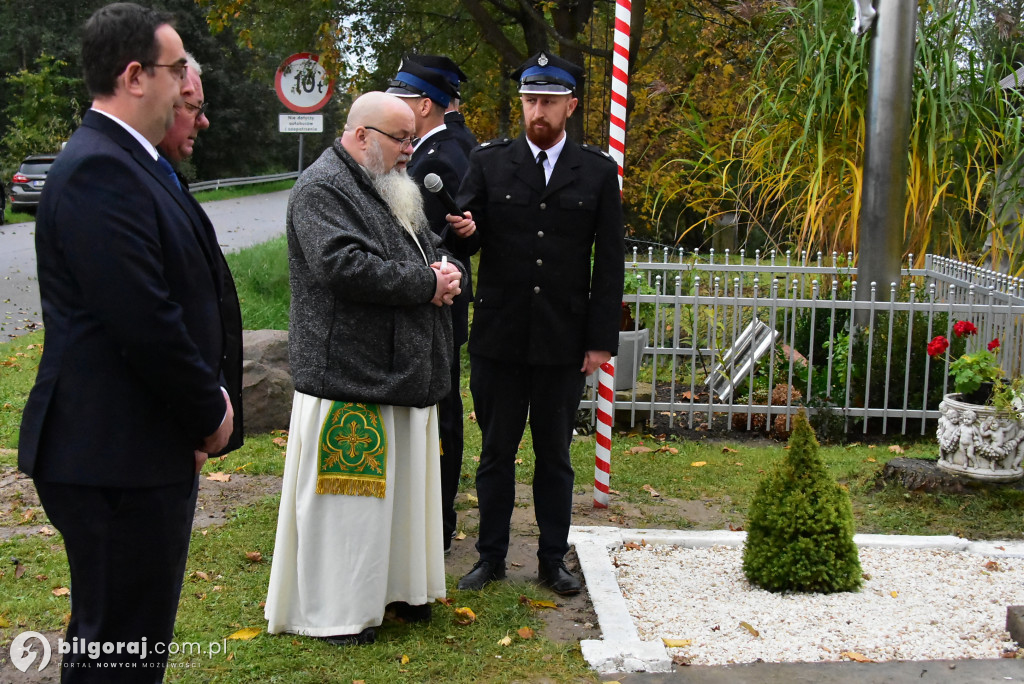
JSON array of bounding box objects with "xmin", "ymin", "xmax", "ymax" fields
[
  {"xmin": 455, "ymin": 532, "xmax": 466, "ymax": 541},
  {"xmin": 226, "ymin": 653, "xmax": 234, "ymax": 661},
  {"xmin": 517, "ymin": 627, "xmax": 535, "ymax": 639},
  {"xmin": 397, "ymin": 654, "xmax": 410, "ymax": 664},
  {"xmin": 519, "ymin": 595, "xmax": 558, "ymax": 610},
  {"xmin": 733, "ymin": 462, "xmax": 744, "ymax": 467},
  {"xmin": 690, "ymin": 461, "xmax": 707, "ymax": 467},
  {"xmin": 642, "ymin": 484, "xmax": 661, "ymax": 497},
  {"xmin": 728, "ymin": 523, "xmax": 744, "ymax": 532},
  {"xmin": 435, "ymin": 597, "xmax": 453, "ymax": 606},
  {"xmin": 468, "ymin": 411, "xmax": 477, "ymax": 422},
  {"xmin": 497, "ymin": 635, "xmax": 512, "ymax": 647},
  {"xmin": 52, "ymin": 587, "xmax": 70, "ymax": 597},
  {"xmin": 662, "ymin": 638, "xmax": 691, "ymax": 648},
  {"xmin": 194, "ymin": 571, "xmax": 210, "ymax": 581},
  {"xmin": 0, "ymin": 615, "xmax": 9, "ymax": 628},
  {"xmin": 20, "ymin": 509, "xmax": 35, "ymax": 523},
  {"xmin": 39, "ymin": 526, "xmax": 55, "ymax": 537},
  {"xmin": 888, "ymin": 445, "xmax": 904, "ymax": 454},
  {"xmin": 514, "ymin": 458, "xmax": 524, "ymax": 465},
  {"xmin": 866, "ymin": 457, "xmax": 876, "ymax": 463},
  {"xmin": 464, "ymin": 493, "xmax": 479, "ymax": 506},
  {"xmin": 629, "ymin": 446, "xmax": 653, "ymax": 454},
  {"xmin": 227, "ymin": 627, "xmax": 261, "ymax": 641},
  {"xmin": 207, "ymin": 472, "xmax": 231, "ymax": 483},
  {"xmin": 454, "ymin": 607, "xmax": 476, "ymax": 625},
  {"xmin": 34, "ymin": 574, "xmax": 48, "ymax": 581},
  {"xmin": 245, "ymin": 551, "xmax": 263, "ymax": 562},
  {"xmin": 985, "ymin": 561, "xmax": 1001, "ymax": 571},
  {"xmin": 738, "ymin": 621, "xmax": 759, "ymax": 637},
  {"xmin": 14, "ymin": 564, "xmax": 25, "ymax": 579},
  {"xmin": 721, "ymin": 447, "xmax": 738, "ymax": 454},
  {"xmin": 272, "ymin": 437, "xmax": 288, "ymax": 447},
  {"xmin": 841, "ymin": 651, "xmax": 874, "ymax": 662},
  {"xmin": 656, "ymin": 446, "xmax": 679, "ymax": 454}
]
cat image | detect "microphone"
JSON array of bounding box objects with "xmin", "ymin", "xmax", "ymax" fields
[{"xmin": 423, "ymin": 173, "xmax": 465, "ymax": 218}]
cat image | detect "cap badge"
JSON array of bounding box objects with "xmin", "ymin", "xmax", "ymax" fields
[{"xmin": 538, "ymin": 53, "xmax": 549, "ymax": 67}]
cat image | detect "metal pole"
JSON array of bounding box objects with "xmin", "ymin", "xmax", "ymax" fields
[
  {"xmin": 857, "ymin": 0, "xmax": 915, "ymax": 306},
  {"xmin": 298, "ymin": 133, "xmax": 305, "ymax": 174}
]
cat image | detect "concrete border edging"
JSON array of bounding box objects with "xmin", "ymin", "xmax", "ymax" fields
[{"xmin": 569, "ymin": 526, "xmax": 1024, "ymax": 674}]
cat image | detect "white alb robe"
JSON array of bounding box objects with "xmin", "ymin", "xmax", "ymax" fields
[{"xmin": 265, "ymin": 391, "xmax": 446, "ymax": 636}]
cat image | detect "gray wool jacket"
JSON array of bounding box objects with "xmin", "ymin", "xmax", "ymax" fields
[{"xmin": 286, "ymin": 140, "xmax": 461, "ymax": 408}]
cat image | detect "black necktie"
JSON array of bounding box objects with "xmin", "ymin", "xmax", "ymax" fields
[
  {"xmin": 536, "ymin": 150, "xmax": 548, "ymax": 185},
  {"xmin": 156, "ymin": 155, "xmax": 182, "ymax": 191}
]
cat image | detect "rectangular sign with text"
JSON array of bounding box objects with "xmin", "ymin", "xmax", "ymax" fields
[{"xmin": 279, "ymin": 114, "xmax": 324, "ymax": 133}]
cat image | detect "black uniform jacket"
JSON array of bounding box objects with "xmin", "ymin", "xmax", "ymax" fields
[
  {"xmin": 19, "ymin": 110, "xmax": 243, "ymax": 487},
  {"xmin": 408, "ymin": 126, "xmax": 472, "ymax": 346},
  {"xmin": 455, "ymin": 135, "xmax": 625, "ymax": 365}
]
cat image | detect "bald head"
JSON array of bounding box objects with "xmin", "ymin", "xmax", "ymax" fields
[{"xmin": 341, "ymin": 92, "xmax": 416, "ymax": 175}]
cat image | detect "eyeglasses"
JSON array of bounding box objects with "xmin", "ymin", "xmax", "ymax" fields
[
  {"xmin": 364, "ymin": 126, "xmax": 419, "ymax": 148},
  {"xmin": 182, "ymin": 100, "xmax": 209, "ymax": 120},
  {"xmin": 145, "ymin": 62, "xmax": 188, "ymax": 80}
]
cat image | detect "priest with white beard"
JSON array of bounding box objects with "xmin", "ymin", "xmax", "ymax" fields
[{"xmin": 265, "ymin": 91, "xmax": 464, "ymax": 645}]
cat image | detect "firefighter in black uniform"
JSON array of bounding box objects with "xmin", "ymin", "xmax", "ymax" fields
[
  {"xmin": 448, "ymin": 52, "xmax": 624, "ymax": 595},
  {"xmin": 387, "ymin": 55, "xmax": 472, "ymax": 554}
]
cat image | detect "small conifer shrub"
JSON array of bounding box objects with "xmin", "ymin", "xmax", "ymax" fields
[{"xmin": 742, "ymin": 411, "xmax": 862, "ymax": 593}]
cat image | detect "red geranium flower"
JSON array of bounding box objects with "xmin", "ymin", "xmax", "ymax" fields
[
  {"xmin": 927, "ymin": 335, "xmax": 949, "ymax": 357},
  {"xmin": 988, "ymin": 338, "xmax": 1000, "ymax": 351},
  {"xmin": 953, "ymin": 320, "xmax": 978, "ymax": 337}
]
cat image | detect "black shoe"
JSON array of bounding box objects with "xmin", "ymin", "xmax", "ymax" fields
[
  {"xmin": 538, "ymin": 560, "xmax": 582, "ymax": 596},
  {"xmin": 391, "ymin": 602, "xmax": 432, "ymax": 623},
  {"xmin": 321, "ymin": 627, "xmax": 376, "ymax": 646},
  {"xmin": 457, "ymin": 559, "xmax": 506, "ymax": 590},
  {"xmin": 444, "ymin": 533, "xmax": 453, "ymax": 556}
]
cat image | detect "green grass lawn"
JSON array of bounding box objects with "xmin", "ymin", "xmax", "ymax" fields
[{"xmin": 3, "ymin": 235, "xmax": 1024, "ymax": 681}]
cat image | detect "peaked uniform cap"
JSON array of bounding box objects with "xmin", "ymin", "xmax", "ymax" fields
[
  {"xmin": 386, "ymin": 58, "xmax": 458, "ymax": 106},
  {"xmin": 511, "ymin": 51, "xmax": 583, "ymax": 95},
  {"xmin": 406, "ymin": 54, "xmax": 469, "ymax": 98}
]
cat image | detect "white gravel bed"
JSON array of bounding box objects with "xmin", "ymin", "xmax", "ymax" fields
[{"xmin": 614, "ymin": 543, "xmax": 1024, "ymax": 665}]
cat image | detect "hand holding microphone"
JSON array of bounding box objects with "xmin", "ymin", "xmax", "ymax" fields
[{"xmin": 424, "ymin": 173, "xmax": 476, "ymax": 237}]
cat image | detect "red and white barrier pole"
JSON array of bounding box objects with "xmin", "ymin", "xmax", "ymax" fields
[
  {"xmin": 608, "ymin": 0, "xmax": 632, "ymax": 192},
  {"xmin": 594, "ymin": 0, "xmax": 632, "ymax": 507},
  {"xmin": 594, "ymin": 358, "xmax": 615, "ymax": 508}
]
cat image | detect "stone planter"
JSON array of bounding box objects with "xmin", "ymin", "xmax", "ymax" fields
[
  {"xmin": 614, "ymin": 329, "xmax": 650, "ymax": 391},
  {"xmin": 936, "ymin": 393, "xmax": 1024, "ymax": 482}
]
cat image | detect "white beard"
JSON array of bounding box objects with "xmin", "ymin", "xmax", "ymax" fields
[{"xmin": 364, "ymin": 139, "xmax": 427, "ymax": 238}]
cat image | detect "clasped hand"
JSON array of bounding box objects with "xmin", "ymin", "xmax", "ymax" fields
[{"xmin": 430, "ymin": 261, "xmax": 461, "ymax": 306}]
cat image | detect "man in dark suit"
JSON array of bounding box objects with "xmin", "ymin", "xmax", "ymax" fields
[
  {"xmin": 387, "ymin": 55, "xmax": 473, "ymax": 554},
  {"xmin": 448, "ymin": 52, "xmax": 625, "ymax": 595},
  {"xmin": 18, "ymin": 3, "xmax": 240, "ymax": 680}
]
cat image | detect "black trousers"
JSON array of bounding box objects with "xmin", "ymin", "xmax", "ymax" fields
[
  {"xmin": 35, "ymin": 477, "xmax": 199, "ymax": 683},
  {"xmin": 438, "ymin": 345, "xmax": 465, "ymax": 542},
  {"xmin": 470, "ymin": 355, "xmax": 586, "ymax": 564}
]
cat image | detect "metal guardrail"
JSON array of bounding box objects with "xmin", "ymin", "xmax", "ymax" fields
[{"xmin": 190, "ymin": 171, "xmax": 298, "ymax": 193}]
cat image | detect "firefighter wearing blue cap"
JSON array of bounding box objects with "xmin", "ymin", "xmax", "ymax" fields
[
  {"xmin": 389, "ymin": 55, "xmax": 475, "ymax": 556},
  {"xmin": 447, "ymin": 51, "xmax": 625, "ymax": 596}
]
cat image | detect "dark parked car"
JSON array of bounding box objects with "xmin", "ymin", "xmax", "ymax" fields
[{"xmin": 9, "ymin": 154, "xmax": 58, "ymax": 213}]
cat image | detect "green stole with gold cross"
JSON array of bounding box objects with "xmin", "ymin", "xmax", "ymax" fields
[{"xmin": 316, "ymin": 402, "xmax": 388, "ymax": 497}]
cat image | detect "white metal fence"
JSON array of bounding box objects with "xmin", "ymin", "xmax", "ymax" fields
[{"xmin": 581, "ymin": 250, "xmax": 1024, "ymax": 436}]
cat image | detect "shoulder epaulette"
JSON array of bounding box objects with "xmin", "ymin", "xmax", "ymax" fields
[
  {"xmin": 579, "ymin": 143, "xmax": 616, "ymax": 163},
  {"xmin": 477, "ymin": 138, "xmax": 513, "ymax": 150}
]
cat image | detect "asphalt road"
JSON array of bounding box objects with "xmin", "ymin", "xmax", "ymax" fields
[{"xmin": 0, "ymin": 189, "xmax": 291, "ymax": 338}]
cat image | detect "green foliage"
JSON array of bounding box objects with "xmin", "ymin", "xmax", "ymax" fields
[
  {"xmin": 742, "ymin": 412, "xmax": 862, "ymax": 593},
  {"xmin": 0, "ymin": 54, "xmax": 80, "ymax": 176}
]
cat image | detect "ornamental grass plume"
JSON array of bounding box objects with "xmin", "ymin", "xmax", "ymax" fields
[{"xmin": 742, "ymin": 411, "xmax": 861, "ymax": 593}]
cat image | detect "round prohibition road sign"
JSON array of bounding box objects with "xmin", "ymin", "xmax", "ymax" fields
[{"xmin": 275, "ymin": 53, "xmax": 334, "ymax": 113}]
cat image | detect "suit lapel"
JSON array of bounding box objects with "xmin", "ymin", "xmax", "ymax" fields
[{"xmin": 512, "ymin": 137, "xmax": 545, "ymax": 194}]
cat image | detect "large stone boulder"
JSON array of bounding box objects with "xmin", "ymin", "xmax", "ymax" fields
[{"xmin": 242, "ymin": 329, "xmax": 293, "ymax": 434}]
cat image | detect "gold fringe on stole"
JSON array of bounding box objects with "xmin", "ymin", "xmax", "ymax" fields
[{"xmin": 315, "ymin": 475, "xmax": 386, "ymax": 498}]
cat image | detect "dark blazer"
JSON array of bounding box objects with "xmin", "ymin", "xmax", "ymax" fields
[
  {"xmin": 444, "ymin": 111, "xmax": 479, "ymax": 157},
  {"xmin": 407, "ymin": 127, "xmax": 472, "ymax": 347},
  {"xmin": 18, "ymin": 110, "xmax": 242, "ymax": 487},
  {"xmin": 455, "ymin": 135, "xmax": 625, "ymax": 365}
]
